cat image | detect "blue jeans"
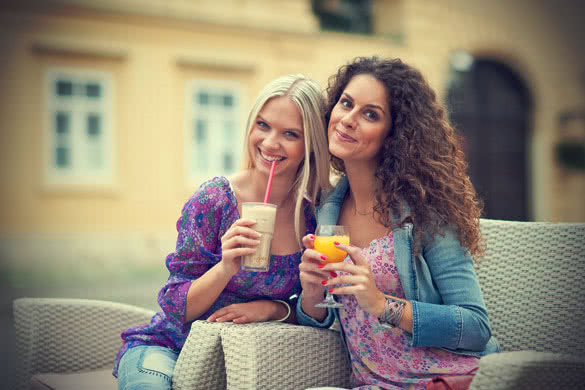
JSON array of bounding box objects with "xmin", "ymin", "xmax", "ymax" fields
[{"xmin": 117, "ymin": 345, "xmax": 179, "ymax": 390}]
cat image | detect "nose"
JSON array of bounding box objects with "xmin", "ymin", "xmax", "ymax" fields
[
  {"xmin": 262, "ymin": 130, "xmax": 280, "ymax": 151},
  {"xmin": 340, "ymin": 109, "xmax": 357, "ymax": 129}
]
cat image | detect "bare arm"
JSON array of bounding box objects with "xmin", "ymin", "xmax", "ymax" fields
[{"xmin": 183, "ymin": 218, "xmax": 260, "ymax": 322}]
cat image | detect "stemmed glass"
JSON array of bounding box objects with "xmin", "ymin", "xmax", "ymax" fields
[{"xmin": 314, "ymin": 225, "xmax": 350, "ymax": 308}]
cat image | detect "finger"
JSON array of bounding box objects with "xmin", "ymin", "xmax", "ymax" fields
[
  {"xmin": 232, "ymin": 315, "xmax": 250, "ymax": 324},
  {"xmin": 321, "ymin": 261, "xmax": 363, "ymax": 274},
  {"xmin": 207, "ymin": 308, "xmax": 227, "ymax": 322},
  {"xmin": 233, "ymin": 218, "xmax": 258, "ymax": 226},
  {"xmin": 299, "ymin": 262, "xmax": 330, "ymax": 277},
  {"xmin": 324, "ymin": 274, "xmax": 369, "ymax": 287},
  {"xmin": 214, "ymin": 311, "xmax": 240, "ymax": 323},
  {"xmin": 301, "ymin": 248, "xmax": 325, "ymax": 264},
  {"xmin": 333, "ymin": 243, "xmax": 368, "ymax": 267},
  {"xmin": 299, "ymin": 269, "xmax": 329, "ymax": 286},
  {"xmin": 223, "ymin": 225, "xmax": 261, "ymax": 241},
  {"xmin": 223, "ymin": 235, "xmax": 260, "ymax": 249},
  {"xmin": 301, "ymin": 234, "xmax": 316, "ymax": 249},
  {"xmin": 207, "ymin": 313, "xmax": 218, "ymax": 322},
  {"xmin": 327, "ymin": 285, "xmax": 366, "ymax": 296},
  {"xmin": 223, "ymin": 247, "xmax": 257, "ymax": 258}
]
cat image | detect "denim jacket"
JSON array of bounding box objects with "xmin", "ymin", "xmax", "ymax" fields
[{"xmin": 296, "ymin": 176, "xmax": 500, "ymax": 357}]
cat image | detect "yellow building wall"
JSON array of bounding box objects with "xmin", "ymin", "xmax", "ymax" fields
[{"xmin": 1, "ymin": 0, "xmax": 583, "ymax": 241}]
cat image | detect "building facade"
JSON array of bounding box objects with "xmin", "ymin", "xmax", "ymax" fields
[{"xmin": 1, "ymin": 0, "xmax": 583, "ymax": 302}]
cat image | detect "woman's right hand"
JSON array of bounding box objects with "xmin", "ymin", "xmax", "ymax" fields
[
  {"xmin": 299, "ymin": 234, "xmax": 333, "ymax": 298},
  {"xmin": 219, "ymin": 218, "xmax": 260, "ymax": 276}
]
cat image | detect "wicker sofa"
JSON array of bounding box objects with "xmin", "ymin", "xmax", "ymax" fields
[{"xmin": 13, "ymin": 219, "xmax": 585, "ymax": 390}]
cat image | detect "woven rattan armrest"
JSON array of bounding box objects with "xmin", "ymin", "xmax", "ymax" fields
[
  {"xmin": 13, "ymin": 297, "xmax": 155, "ymax": 390},
  {"xmin": 172, "ymin": 320, "xmax": 232, "ymax": 390},
  {"xmin": 219, "ymin": 322, "xmax": 351, "ymax": 390},
  {"xmin": 469, "ymin": 351, "xmax": 585, "ymax": 390}
]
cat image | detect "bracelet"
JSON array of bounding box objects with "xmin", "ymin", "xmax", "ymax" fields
[
  {"xmin": 273, "ymin": 300, "xmax": 291, "ymax": 322},
  {"xmin": 379, "ymin": 296, "xmax": 405, "ymax": 327}
]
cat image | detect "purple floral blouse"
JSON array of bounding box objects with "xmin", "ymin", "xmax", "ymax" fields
[{"xmin": 113, "ymin": 176, "xmax": 315, "ymax": 376}]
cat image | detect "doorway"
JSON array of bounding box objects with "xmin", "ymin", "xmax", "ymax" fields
[{"xmin": 447, "ymin": 57, "xmax": 533, "ymax": 221}]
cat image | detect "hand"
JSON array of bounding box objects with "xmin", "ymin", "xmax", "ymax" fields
[
  {"xmin": 298, "ymin": 234, "xmax": 333, "ymax": 298},
  {"xmin": 322, "ymin": 242, "xmax": 385, "ymax": 317},
  {"xmin": 219, "ymin": 218, "xmax": 261, "ymax": 276},
  {"xmin": 207, "ymin": 300, "xmax": 283, "ymax": 323}
]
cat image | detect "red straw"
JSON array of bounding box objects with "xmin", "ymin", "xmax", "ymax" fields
[{"xmin": 263, "ymin": 161, "xmax": 277, "ymax": 203}]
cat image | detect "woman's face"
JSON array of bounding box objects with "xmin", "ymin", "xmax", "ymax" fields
[
  {"xmin": 248, "ymin": 96, "xmax": 305, "ymax": 179},
  {"xmin": 328, "ymin": 74, "xmax": 391, "ymax": 166}
]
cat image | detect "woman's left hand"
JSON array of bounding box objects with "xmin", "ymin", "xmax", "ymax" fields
[
  {"xmin": 207, "ymin": 300, "xmax": 283, "ymax": 324},
  {"xmin": 323, "ymin": 243, "xmax": 386, "ymax": 317}
]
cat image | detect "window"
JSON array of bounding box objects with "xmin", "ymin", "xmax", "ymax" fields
[
  {"xmin": 187, "ymin": 82, "xmax": 243, "ymax": 185},
  {"xmin": 311, "ymin": 0, "xmax": 373, "ymax": 34},
  {"xmin": 45, "ymin": 68, "xmax": 114, "ymax": 187}
]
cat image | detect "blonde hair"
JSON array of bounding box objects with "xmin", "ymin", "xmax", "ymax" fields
[{"xmin": 241, "ymin": 74, "xmax": 331, "ymax": 246}]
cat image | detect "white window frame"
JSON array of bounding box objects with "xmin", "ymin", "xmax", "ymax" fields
[
  {"xmin": 185, "ymin": 81, "xmax": 244, "ymax": 187},
  {"xmin": 43, "ymin": 67, "xmax": 116, "ymax": 188}
]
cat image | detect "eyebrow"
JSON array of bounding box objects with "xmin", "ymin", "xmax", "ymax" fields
[
  {"xmin": 343, "ymin": 92, "xmax": 386, "ymax": 114},
  {"xmin": 257, "ymin": 114, "xmax": 303, "ymax": 133}
]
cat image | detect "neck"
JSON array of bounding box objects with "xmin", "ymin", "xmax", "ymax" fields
[
  {"xmin": 344, "ymin": 160, "xmax": 377, "ymax": 215},
  {"xmin": 250, "ymin": 168, "xmax": 296, "ymax": 208}
]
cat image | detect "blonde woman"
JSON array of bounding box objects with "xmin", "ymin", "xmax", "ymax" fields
[{"xmin": 115, "ymin": 74, "xmax": 330, "ymax": 390}]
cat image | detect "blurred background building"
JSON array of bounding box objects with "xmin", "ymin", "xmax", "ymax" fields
[{"xmin": 1, "ymin": 0, "xmax": 584, "ymax": 311}]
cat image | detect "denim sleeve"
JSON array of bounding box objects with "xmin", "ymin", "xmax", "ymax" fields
[
  {"xmin": 295, "ymin": 292, "xmax": 335, "ymax": 328},
  {"xmin": 411, "ymin": 229, "xmax": 492, "ymax": 352}
]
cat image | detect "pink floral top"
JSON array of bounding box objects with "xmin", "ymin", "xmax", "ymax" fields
[{"xmin": 338, "ymin": 232, "xmax": 479, "ymax": 390}]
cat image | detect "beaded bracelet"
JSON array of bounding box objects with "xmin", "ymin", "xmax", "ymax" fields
[{"xmin": 273, "ymin": 300, "xmax": 291, "ymax": 322}]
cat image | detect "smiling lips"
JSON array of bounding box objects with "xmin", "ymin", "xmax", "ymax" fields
[
  {"xmin": 259, "ymin": 149, "xmax": 285, "ymax": 163},
  {"xmin": 335, "ymin": 130, "xmax": 357, "ymax": 143}
]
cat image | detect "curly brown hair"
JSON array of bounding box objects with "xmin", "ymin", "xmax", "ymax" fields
[{"xmin": 326, "ymin": 56, "xmax": 485, "ymax": 258}]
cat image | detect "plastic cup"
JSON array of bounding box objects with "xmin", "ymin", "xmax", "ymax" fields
[{"xmin": 241, "ymin": 202, "xmax": 277, "ymax": 272}]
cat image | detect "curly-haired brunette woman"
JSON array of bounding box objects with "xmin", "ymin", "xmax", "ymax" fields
[{"xmin": 297, "ymin": 57, "xmax": 499, "ymax": 390}]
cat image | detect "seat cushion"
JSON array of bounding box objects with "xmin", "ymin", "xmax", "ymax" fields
[{"xmin": 30, "ymin": 369, "xmax": 116, "ymax": 390}]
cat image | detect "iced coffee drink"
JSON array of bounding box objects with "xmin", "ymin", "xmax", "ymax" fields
[{"xmin": 241, "ymin": 202, "xmax": 277, "ymax": 272}]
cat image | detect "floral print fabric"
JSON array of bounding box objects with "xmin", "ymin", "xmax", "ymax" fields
[
  {"xmin": 338, "ymin": 233, "xmax": 478, "ymax": 390},
  {"xmin": 113, "ymin": 176, "xmax": 314, "ymax": 376}
]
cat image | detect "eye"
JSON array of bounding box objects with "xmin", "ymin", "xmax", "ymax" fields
[
  {"xmin": 256, "ymin": 120, "xmax": 269, "ymax": 130},
  {"xmin": 339, "ymin": 98, "xmax": 352, "ymax": 109},
  {"xmin": 284, "ymin": 130, "xmax": 300, "ymax": 139},
  {"xmin": 364, "ymin": 110, "xmax": 379, "ymax": 121}
]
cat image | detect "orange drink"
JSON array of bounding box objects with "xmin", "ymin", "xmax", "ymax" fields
[
  {"xmin": 314, "ymin": 225, "xmax": 348, "ymax": 308},
  {"xmin": 314, "ymin": 235, "xmax": 349, "ymax": 263}
]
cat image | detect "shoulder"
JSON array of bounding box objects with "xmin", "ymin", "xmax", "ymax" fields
[
  {"xmin": 198, "ymin": 176, "xmax": 232, "ymax": 193},
  {"xmin": 185, "ymin": 176, "xmax": 236, "ymax": 213},
  {"xmin": 315, "ymin": 176, "xmax": 349, "ymax": 225},
  {"xmin": 318, "ymin": 175, "xmax": 348, "ymax": 207},
  {"xmin": 421, "ymin": 224, "xmax": 472, "ymax": 266}
]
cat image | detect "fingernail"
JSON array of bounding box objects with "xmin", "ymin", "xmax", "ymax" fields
[
  {"xmin": 309, "ymin": 234, "xmax": 315, "ymax": 239},
  {"xmin": 328, "ymin": 288, "xmax": 334, "ymax": 293},
  {"xmin": 334, "ymin": 241, "xmax": 340, "ymax": 245},
  {"xmin": 321, "ymin": 280, "xmax": 327, "ymax": 285},
  {"xmin": 330, "ymin": 272, "xmax": 337, "ymax": 277},
  {"xmin": 318, "ymin": 264, "xmax": 324, "ymax": 269},
  {"xmin": 320, "ymin": 255, "xmax": 327, "ymax": 260}
]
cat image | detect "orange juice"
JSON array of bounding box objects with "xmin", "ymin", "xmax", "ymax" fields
[{"xmin": 314, "ymin": 235, "xmax": 350, "ymax": 263}]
